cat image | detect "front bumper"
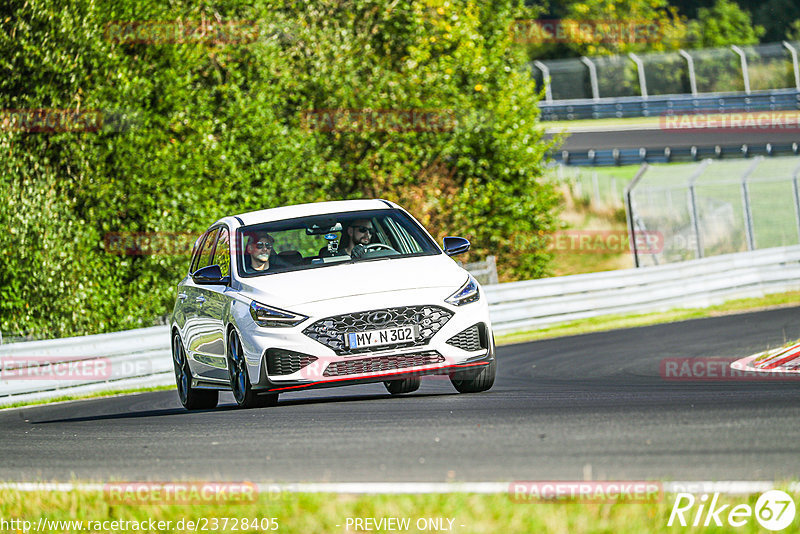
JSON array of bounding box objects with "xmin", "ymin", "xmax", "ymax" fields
[{"xmin": 234, "ymin": 289, "xmax": 493, "ymax": 393}]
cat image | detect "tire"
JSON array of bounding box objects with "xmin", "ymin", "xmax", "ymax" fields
[
  {"xmin": 384, "ymin": 377, "xmax": 421, "ymax": 395},
  {"xmin": 450, "ymin": 335, "xmax": 497, "ymax": 393},
  {"xmin": 227, "ymin": 330, "xmax": 278, "ymax": 409},
  {"xmin": 172, "ymin": 331, "xmax": 218, "ymax": 410}
]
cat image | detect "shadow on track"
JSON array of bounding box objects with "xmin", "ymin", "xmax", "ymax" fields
[{"xmin": 30, "ymin": 391, "xmax": 456, "ymax": 424}]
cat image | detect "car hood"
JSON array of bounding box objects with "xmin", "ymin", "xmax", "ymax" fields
[{"xmin": 237, "ymin": 254, "xmax": 468, "ymax": 307}]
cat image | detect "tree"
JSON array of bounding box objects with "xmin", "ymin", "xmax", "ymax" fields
[
  {"xmin": 0, "ymin": 0, "xmax": 560, "ymax": 338},
  {"xmin": 687, "ymin": 0, "xmax": 764, "ymax": 48}
]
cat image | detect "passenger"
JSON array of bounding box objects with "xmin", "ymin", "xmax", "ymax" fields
[{"xmin": 244, "ymin": 232, "xmax": 277, "ymax": 272}]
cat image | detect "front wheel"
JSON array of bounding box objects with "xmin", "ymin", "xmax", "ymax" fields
[
  {"xmin": 450, "ymin": 359, "xmax": 496, "ymax": 393},
  {"xmin": 384, "ymin": 377, "xmax": 421, "ymax": 395},
  {"xmin": 450, "ymin": 334, "xmax": 497, "ymax": 393},
  {"xmin": 227, "ymin": 331, "xmax": 278, "ymax": 409},
  {"xmin": 172, "ymin": 332, "xmax": 218, "ymax": 410}
]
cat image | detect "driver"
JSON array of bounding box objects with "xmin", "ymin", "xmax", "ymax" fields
[{"xmin": 341, "ymin": 218, "xmax": 374, "ymax": 256}]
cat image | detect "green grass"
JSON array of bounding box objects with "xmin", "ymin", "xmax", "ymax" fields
[
  {"xmin": 544, "ymin": 116, "xmax": 664, "ymax": 130},
  {"xmin": 0, "ymin": 488, "xmax": 792, "ymax": 533},
  {"xmin": 496, "ymin": 290, "xmax": 800, "ymax": 346},
  {"xmin": 548, "ymin": 165, "xmax": 638, "ymax": 207}
]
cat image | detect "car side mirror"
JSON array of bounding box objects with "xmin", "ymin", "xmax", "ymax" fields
[
  {"xmin": 192, "ymin": 264, "xmax": 230, "ymax": 285},
  {"xmin": 443, "ymin": 236, "xmax": 470, "ymax": 256}
]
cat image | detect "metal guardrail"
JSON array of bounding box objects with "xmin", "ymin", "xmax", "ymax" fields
[
  {"xmin": 540, "ymin": 88, "xmax": 800, "ymax": 121},
  {"xmin": 0, "ymin": 326, "xmax": 173, "ymax": 406},
  {"xmin": 487, "ymin": 245, "xmax": 800, "ymax": 333},
  {"xmin": 556, "ymin": 142, "xmax": 800, "ymax": 166},
  {"xmin": 3, "ymin": 246, "xmax": 800, "ymax": 404}
]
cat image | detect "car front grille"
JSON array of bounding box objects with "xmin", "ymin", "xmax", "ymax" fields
[
  {"xmin": 446, "ymin": 324, "xmax": 484, "ymax": 352},
  {"xmin": 266, "ymin": 349, "xmax": 318, "ymax": 376},
  {"xmin": 322, "ymin": 351, "xmax": 445, "ymax": 377},
  {"xmin": 303, "ymin": 305, "xmax": 453, "ymax": 355}
]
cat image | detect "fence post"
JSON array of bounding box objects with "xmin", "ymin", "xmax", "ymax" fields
[
  {"xmin": 792, "ymin": 161, "xmax": 800, "ymax": 244},
  {"xmin": 687, "ymin": 159, "xmax": 711, "ymax": 259},
  {"xmin": 629, "ymin": 53, "xmax": 648, "ymax": 99},
  {"xmin": 580, "ymin": 56, "xmax": 600, "ymax": 101},
  {"xmin": 740, "ymin": 157, "xmax": 761, "ymax": 251},
  {"xmin": 731, "ymin": 45, "xmax": 751, "ymax": 95},
  {"xmin": 783, "ymin": 41, "xmax": 800, "ymax": 91},
  {"xmin": 533, "ymin": 60, "xmax": 553, "ymax": 103},
  {"xmin": 486, "ymin": 256, "xmax": 498, "ymax": 285},
  {"xmin": 624, "ymin": 163, "xmax": 650, "ymax": 267},
  {"xmin": 678, "ymin": 50, "xmax": 698, "ymax": 96}
]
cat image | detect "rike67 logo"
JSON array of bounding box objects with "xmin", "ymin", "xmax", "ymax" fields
[{"xmin": 668, "ymin": 490, "xmax": 796, "ymax": 531}]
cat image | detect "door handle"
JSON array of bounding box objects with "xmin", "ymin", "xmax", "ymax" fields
[
  {"xmin": 177, "ymin": 293, "xmax": 188, "ymax": 300},
  {"xmin": 195, "ymin": 296, "xmax": 206, "ymax": 304}
]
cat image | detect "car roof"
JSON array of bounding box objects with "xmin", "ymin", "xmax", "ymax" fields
[{"xmin": 224, "ymin": 199, "xmax": 398, "ymax": 227}]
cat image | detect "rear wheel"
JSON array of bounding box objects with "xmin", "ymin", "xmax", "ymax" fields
[
  {"xmin": 227, "ymin": 331, "xmax": 278, "ymax": 409},
  {"xmin": 172, "ymin": 332, "xmax": 218, "ymax": 410},
  {"xmin": 384, "ymin": 377, "xmax": 421, "ymax": 395}
]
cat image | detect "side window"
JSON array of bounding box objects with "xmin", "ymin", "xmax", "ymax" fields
[
  {"xmin": 189, "ymin": 232, "xmax": 207, "ymax": 273},
  {"xmin": 383, "ymin": 217, "xmax": 420, "ymax": 254},
  {"xmin": 195, "ymin": 228, "xmax": 220, "ymax": 271},
  {"xmin": 214, "ymin": 227, "xmax": 231, "ymax": 277}
]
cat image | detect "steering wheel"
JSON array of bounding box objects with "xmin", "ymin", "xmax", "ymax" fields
[{"xmin": 363, "ymin": 243, "xmax": 395, "ymax": 252}]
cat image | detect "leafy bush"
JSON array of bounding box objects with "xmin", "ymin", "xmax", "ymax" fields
[{"xmin": 0, "ymin": 0, "xmax": 558, "ymax": 338}]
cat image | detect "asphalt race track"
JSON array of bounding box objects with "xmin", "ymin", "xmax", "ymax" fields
[
  {"xmin": 3, "ymin": 306, "xmax": 800, "ymax": 483},
  {"xmin": 554, "ymin": 128, "xmax": 800, "ymax": 151}
]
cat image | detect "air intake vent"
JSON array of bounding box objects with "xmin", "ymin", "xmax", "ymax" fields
[
  {"xmin": 266, "ymin": 349, "xmax": 318, "ymax": 376},
  {"xmin": 446, "ymin": 324, "xmax": 486, "ymax": 352},
  {"xmin": 323, "ymin": 351, "xmax": 444, "ymax": 377}
]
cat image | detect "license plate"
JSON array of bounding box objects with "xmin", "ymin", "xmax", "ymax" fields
[{"xmin": 346, "ymin": 326, "xmax": 418, "ymax": 349}]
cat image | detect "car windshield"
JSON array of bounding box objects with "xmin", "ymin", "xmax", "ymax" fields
[{"xmin": 236, "ymin": 209, "xmax": 440, "ymax": 276}]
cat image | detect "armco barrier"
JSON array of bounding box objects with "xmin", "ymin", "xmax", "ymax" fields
[
  {"xmin": 539, "ymin": 88, "xmax": 800, "ymax": 121},
  {"xmin": 555, "ymin": 143, "xmax": 800, "ymax": 166},
  {"xmin": 0, "ymin": 326, "xmax": 173, "ymax": 406},
  {"xmin": 3, "ymin": 245, "xmax": 800, "ymax": 405},
  {"xmin": 487, "ymin": 245, "xmax": 800, "ymax": 333}
]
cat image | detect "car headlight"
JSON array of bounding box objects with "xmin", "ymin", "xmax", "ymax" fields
[
  {"xmin": 445, "ymin": 275, "xmax": 480, "ymax": 306},
  {"xmin": 249, "ymin": 301, "xmax": 307, "ymax": 327}
]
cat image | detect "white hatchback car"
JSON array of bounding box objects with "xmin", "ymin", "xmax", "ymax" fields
[{"xmin": 170, "ymin": 199, "xmax": 496, "ymax": 409}]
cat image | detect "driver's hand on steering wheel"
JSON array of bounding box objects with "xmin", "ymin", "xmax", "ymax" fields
[{"xmin": 350, "ymin": 243, "xmax": 367, "ymax": 259}]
